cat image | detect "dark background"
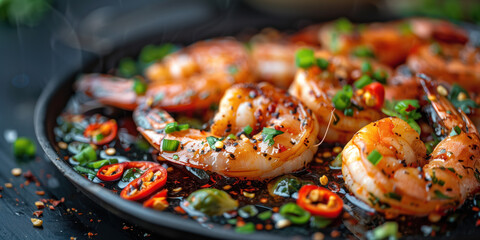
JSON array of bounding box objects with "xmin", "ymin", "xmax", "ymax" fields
[{"xmin": 0, "ymin": 0, "xmax": 479, "ymax": 239}]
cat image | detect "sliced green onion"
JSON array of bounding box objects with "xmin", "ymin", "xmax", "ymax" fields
[
  {"xmin": 449, "ymin": 125, "xmax": 462, "ymax": 137},
  {"xmin": 434, "ymin": 190, "xmax": 452, "ymax": 199},
  {"xmin": 372, "ymin": 70, "xmax": 388, "ymax": 84},
  {"xmin": 430, "ymin": 42, "xmax": 443, "ymax": 55},
  {"xmin": 257, "ymin": 210, "xmax": 272, "ymax": 220},
  {"xmin": 84, "ymin": 158, "xmax": 118, "ymax": 169},
  {"xmin": 279, "ymin": 202, "xmax": 311, "ymax": 225},
  {"xmin": 238, "ymin": 205, "xmax": 258, "ymax": 218},
  {"xmin": 344, "ymin": 108, "xmax": 354, "ymax": 117},
  {"xmin": 165, "ymin": 122, "xmax": 189, "ymax": 134},
  {"xmin": 310, "ymin": 216, "xmax": 332, "ymax": 229},
  {"xmin": 206, "ymin": 136, "xmax": 222, "ymax": 150},
  {"xmin": 235, "ymin": 222, "xmax": 255, "ymax": 234},
  {"xmin": 330, "ymin": 152, "xmax": 343, "ymax": 168},
  {"xmin": 173, "ymin": 154, "xmax": 179, "ymax": 160},
  {"xmin": 367, "ymin": 150, "xmax": 382, "ymax": 166},
  {"xmin": 334, "ymin": 18, "xmax": 353, "ymax": 33},
  {"xmin": 352, "ymin": 46, "xmax": 375, "ymax": 58},
  {"xmin": 122, "ymin": 168, "xmax": 143, "ymax": 182},
  {"xmin": 332, "ymin": 85, "xmax": 353, "ymax": 110},
  {"xmin": 243, "ymin": 125, "xmax": 253, "ymax": 135},
  {"xmin": 315, "ymin": 58, "xmax": 329, "ymax": 70},
  {"xmin": 72, "ymin": 146, "xmax": 97, "ymax": 165},
  {"xmin": 117, "ymin": 57, "xmax": 138, "ymax": 78},
  {"xmin": 133, "ymin": 77, "xmax": 147, "ymax": 95},
  {"xmin": 368, "ymin": 222, "xmax": 398, "ymax": 240},
  {"xmin": 95, "ymin": 133, "xmax": 104, "ymax": 142},
  {"xmin": 139, "ymin": 43, "xmax": 176, "ymax": 64},
  {"xmin": 385, "ymin": 192, "xmax": 402, "ymax": 201},
  {"xmin": 227, "ymin": 134, "xmax": 236, "ymax": 140},
  {"xmin": 425, "ymin": 140, "xmax": 439, "ymax": 155},
  {"xmin": 361, "ymin": 61, "xmax": 372, "ymax": 74},
  {"xmin": 261, "ymin": 127, "xmax": 284, "ymax": 146},
  {"xmin": 354, "ymin": 75, "xmax": 373, "ymax": 89},
  {"xmin": 13, "ymin": 137, "xmax": 36, "ymax": 158},
  {"xmin": 295, "ymin": 48, "xmax": 315, "ymax": 69},
  {"xmin": 162, "ymin": 139, "xmax": 180, "ymax": 151}
]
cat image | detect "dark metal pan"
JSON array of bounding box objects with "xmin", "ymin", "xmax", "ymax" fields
[{"xmin": 34, "ymin": 8, "xmax": 480, "ymax": 239}]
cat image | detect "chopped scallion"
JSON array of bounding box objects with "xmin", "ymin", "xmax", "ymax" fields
[
  {"xmin": 295, "ymin": 48, "xmax": 315, "ymax": 69},
  {"xmin": 162, "ymin": 139, "xmax": 180, "ymax": 152},
  {"xmin": 367, "ymin": 150, "xmax": 382, "ymax": 166},
  {"xmin": 243, "ymin": 125, "xmax": 253, "ymax": 135},
  {"xmin": 354, "ymin": 75, "xmax": 373, "ymax": 89}
]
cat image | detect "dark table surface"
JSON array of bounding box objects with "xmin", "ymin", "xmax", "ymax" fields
[{"xmin": 0, "ymin": 1, "xmax": 420, "ymax": 239}]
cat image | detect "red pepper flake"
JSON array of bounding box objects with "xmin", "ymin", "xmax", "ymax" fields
[
  {"xmin": 35, "ymin": 191, "xmax": 45, "ymax": 196},
  {"xmin": 98, "ymin": 183, "xmax": 105, "ymax": 187},
  {"xmin": 33, "ymin": 211, "xmax": 43, "ymax": 217},
  {"xmin": 90, "ymin": 219, "xmax": 94, "ymax": 222},
  {"xmin": 472, "ymin": 206, "xmax": 479, "ymax": 212},
  {"xmin": 272, "ymin": 207, "xmax": 279, "ymax": 213},
  {"xmin": 122, "ymin": 226, "xmax": 129, "ymax": 230},
  {"xmin": 97, "ymin": 220, "xmax": 102, "ymax": 223},
  {"xmin": 78, "ymin": 213, "xmax": 83, "ymax": 216},
  {"xmin": 87, "ymin": 232, "xmax": 97, "ymax": 238},
  {"xmin": 405, "ymin": 104, "xmax": 416, "ymax": 112},
  {"xmin": 0, "ymin": 194, "xmax": 2, "ymax": 198},
  {"xmin": 255, "ymin": 223, "xmax": 264, "ymax": 230},
  {"xmin": 49, "ymin": 206, "xmax": 55, "ymax": 210},
  {"xmin": 174, "ymin": 206, "xmax": 186, "ymax": 214},
  {"xmin": 265, "ymin": 224, "xmax": 273, "ymax": 230},
  {"xmin": 476, "ymin": 219, "xmax": 480, "ymax": 227},
  {"xmin": 201, "ymin": 184, "xmax": 212, "ymax": 188}
]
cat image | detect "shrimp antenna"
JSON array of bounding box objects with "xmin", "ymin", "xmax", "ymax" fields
[{"xmin": 314, "ymin": 108, "xmax": 335, "ymax": 147}]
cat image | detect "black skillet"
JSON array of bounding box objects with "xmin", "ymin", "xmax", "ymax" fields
[{"xmin": 34, "ymin": 5, "xmax": 480, "ymax": 239}]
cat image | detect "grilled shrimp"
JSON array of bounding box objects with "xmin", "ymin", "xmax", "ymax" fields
[
  {"xmin": 407, "ymin": 43, "xmax": 480, "ymax": 92},
  {"xmin": 342, "ymin": 75, "xmax": 480, "ymax": 216},
  {"xmin": 77, "ymin": 39, "xmax": 255, "ymax": 112},
  {"xmin": 134, "ymin": 83, "xmax": 320, "ymax": 179},
  {"xmin": 289, "ymin": 50, "xmax": 389, "ymax": 144}
]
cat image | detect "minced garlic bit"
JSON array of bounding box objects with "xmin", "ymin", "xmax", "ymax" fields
[
  {"xmin": 214, "ymin": 141, "xmax": 224, "ymax": 149},
  {"xmin": 275, "ymin": 219, "xmax": 291, "ymax": 229},
  {"xmin": 5, "ymin": 183, "xmax": 13, "ymax": 188},
  {"xmin": 105, "ymin": 148, "xmax": 116, "ymax": 156},
  {"xmin": 320, "ymin": 175, "xmax": 329, "ymax": 186},
  {"xmin": 58, "ymin": 142, "xmax": 68, "ymax": 149},
  {"xmin": 457, "ymin": 92, "xmax": 467, "ymax": 101},
  {"xmin": 436, "ymin": 85, "xmax": 448, "ymax": 96},
  {"xmin": 333, "ymin": 146, "xmax": 342, "ymax": 154},
  {"xmin": 31, "ymin": 218, "xmax": 43, "ymax": 227},
  {"xmin": 243, "ymin": 192, "xmax": 255, "ymax": 198},
  {"xmin": 11, "ymin": 168, "xmax": 22, "ymax": 177},
  {"xmin": 35, "ymin": 201, "xmax": 45, "ymax": 209}
]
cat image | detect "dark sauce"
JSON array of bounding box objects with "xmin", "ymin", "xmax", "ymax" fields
[{"xmin": 53, "ymin": 97, "xmax": 480, "ymax": 239}]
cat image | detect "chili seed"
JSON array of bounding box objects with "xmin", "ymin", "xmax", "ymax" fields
[
  {"xmin": 260, "ymin": 198, "xmax": 268, "ymax": 204},
  {"xmin": 333, "ymin": 146, "xmax": 342, "ymax": 154},
  {"xmin": 223, "ymin": 185, "xmax": 232, "ymax": 190},
  {"xmin": 322, "ymin": 152, "xmax": 332, "ymax": 158},
  {"xmin": 5, "ymin": 183, "xmax": 12, "ymax": 188},
  {"xmin": 173, "ymin": 187, "xmax": 182, "ymax": 192},
  {"xmin": 58, "ymin": 142, "xmax": 68, "ymax": 149},
  {"xmin": 31, "ymin": 218, "xmax": 43, "ymax": 227},
  {"xmin": 35, "ymin": 191, "xmax": 45, "ymax": 196},
  {"xmin": 436, "ymin": 85, "xmax": 448, "ymax": 96},
  {"xmin": 243, "ymin": 192, "xmax": 255, "ymax": 198},
  {"xmin": 428, "ymin": 212, "xmax": 442, "ymax": 223},
  {"xmin": 105, "ymin": 148, "xmax": 116, "ymax": 156},
  {"xmin": 313, "ymin": 232, "xmax": 325, "ymax": 240},
  {"xmin": 320, "ymin": 175, "xmax": 329, "ymax": 185},
  {"xmin": 428, "ymin": 95, "xmax": 437, "ymax": 101},
  {"xmin": 11, "ymin": 168, "xmax": 22, "ymax": 177}
]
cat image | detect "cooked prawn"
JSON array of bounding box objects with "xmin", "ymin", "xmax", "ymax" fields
[
  {"xmin": 289, "ymin": 50, "xmax": 389, "ymax": 144},
  {"xmin": 342, "ymin": 75, "xmax": 480, "ymax": 216},
  {"xmin": 407, "ymin": 43, "xmax": 480, "ymax": 92},
  {"xmin": 77, "ymin": 39, "xmax": 255, "ymax": 112},
  {"xmin": 134, "ymin": 83, "xmax": 320, "ymax": 179}
]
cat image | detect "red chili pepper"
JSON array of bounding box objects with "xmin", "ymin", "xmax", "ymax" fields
[
  {"xmin": 364, "ymin": 82, "xmax": 385, "ymax": 110},
  {"xmin": 143, "ymin": 189, "xmax": 168, "ymax": 210},
  {"xmin": 297, "ymin": 185, "xmax": 343, "ymax": 218},
  {"xmin": 96, "ymin": 161, "xmax": 159, "ymax": 181},
  {"xmin": 84, "ymin": 119, "xmax": 118, "ymax": 145},
  {"xmin": 120, "ymin": 166, "xmax": 167, "ymax": 201}
]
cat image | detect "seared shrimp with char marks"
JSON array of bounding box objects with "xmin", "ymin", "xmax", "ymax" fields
[
  {"xmin": 342, "ymin": 74, "xmax": 480, "ymax": 216},
  {"xmin": 135, "ymin": 83, "xmax": 320, "ymax": 179}
]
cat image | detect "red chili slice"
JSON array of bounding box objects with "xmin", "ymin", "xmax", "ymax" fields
[
  {"xmin": 84, "ymin": 119, "xmax": 118, "ymax": 145},
  {"xmin": 364, "ymin": 82, "xmax": 385, "ymax": 110},
  {"xmin": 143, "ymin": 189, "xmax": 168, "ymax": 210},
  {"xmin": 96, "ymin": 161, "xmax": 160, "ymax": 181},
  {"xmin": 297, "ymin": 185, "xmax": 344, "ymax": 218},
  {"xmin": 120, "ymin": 166, "xmax": 167, "ymax": 201}
]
